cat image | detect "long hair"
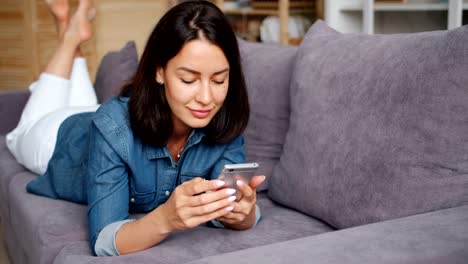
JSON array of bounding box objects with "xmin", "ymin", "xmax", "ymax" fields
[{"xmin": 120, "ymin": 0, "xmax": 249, "ymax": 146}]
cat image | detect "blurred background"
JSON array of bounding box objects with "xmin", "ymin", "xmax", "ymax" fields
[{"xmin": 0, "ymin": 0, "xmax": 466, "ymax": 91}]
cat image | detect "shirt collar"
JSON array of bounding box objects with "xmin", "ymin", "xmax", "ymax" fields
[{"xmin": 145, "ymin": 129, "xmax": 206, "ymax": 160}]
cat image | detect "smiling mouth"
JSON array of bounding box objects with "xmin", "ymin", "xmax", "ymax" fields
[{"xmin": 190, "ymin": 109, "xmax": 212, "ymax": 118}]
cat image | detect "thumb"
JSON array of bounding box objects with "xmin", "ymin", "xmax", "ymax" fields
[{"xmin": 249, "ymin": 175, "xmax": 266, "ymax": 190}]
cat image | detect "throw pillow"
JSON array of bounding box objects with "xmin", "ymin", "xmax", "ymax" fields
[
  {"xmin": 94, "ymin": 41, "xmax": 139, "ymax": 103},
  {"xmin": 268, "ymin": 21, "xmax": 468, "ymax": 228},
  {"xmin": 238, "ymin": 39, "xmax": 298, "ymax": 191}
]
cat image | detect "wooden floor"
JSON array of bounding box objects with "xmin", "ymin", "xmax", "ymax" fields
[{"xmin": 0, "ymin": 224, "xmax": 11, "ymax": 264}]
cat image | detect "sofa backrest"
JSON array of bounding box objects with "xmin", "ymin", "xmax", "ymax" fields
[
  {"xmin": 268, "ymin": 20, "xmax": 468, "ymax": 229},
  {"xmin": 238, "ymin": 39, "xmax": 298, "ymax": 191}
]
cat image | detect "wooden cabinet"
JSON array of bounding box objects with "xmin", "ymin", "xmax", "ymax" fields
[
  {"xmin": 212, "ymin": 0, "xmax": 323, "ymax": 45},
  {"xmin": 0, "ymin": 0, "xmax": 170, "ymax": 91}
]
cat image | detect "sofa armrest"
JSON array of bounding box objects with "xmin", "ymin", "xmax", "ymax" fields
[
  {"xmin": 0, "ymin": 90, "xmax": 29, "ymax": 135},
  {"xmin": 189, "ymin": 205, "xmax": 468, "ymax": 264}
]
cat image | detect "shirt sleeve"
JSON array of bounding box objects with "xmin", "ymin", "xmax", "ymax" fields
[
  {"xmin": 94, "ymin": 219, "xmax": 135, "ymax": 256},
  {"xmin": 86, "ymin": 116, "xmax": 131, "ymax": 255}
]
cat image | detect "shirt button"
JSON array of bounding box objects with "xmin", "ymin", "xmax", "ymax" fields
[
  {"xmin": 130, "ymin": 197, "xmax": 135, "ymax": 203},
  {"xmin": 164, "ymin": 190, "xmax": 170, "ymax": 196}
]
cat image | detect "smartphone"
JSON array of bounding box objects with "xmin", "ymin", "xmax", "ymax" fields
[{"xmin": 218, "ymin": 162, "xmax": 259, "ymax": 189}]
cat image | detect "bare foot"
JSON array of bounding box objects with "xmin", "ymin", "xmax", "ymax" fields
[
  {"xmin": 46, "ymin": 0, "xmax": 69, "ymax": 22},
  {"xmin": 46, "ymin": 0, "xmax": 69, "ymax": 36},
  {"xmin": 64, "ymin": 0, "xmax": 95, "ymax": 45}
]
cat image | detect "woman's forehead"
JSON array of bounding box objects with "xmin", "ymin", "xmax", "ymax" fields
[{"xmin": 166, "ymin": 39, "xmax": 229, "ymax": 74}]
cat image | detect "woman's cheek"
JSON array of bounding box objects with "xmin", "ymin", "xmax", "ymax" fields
[{"xmin": 215, "ymin": 87, "xmax": 229, "ymax": 104}]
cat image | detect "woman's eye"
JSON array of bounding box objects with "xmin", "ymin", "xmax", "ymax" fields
[
  {"xmin": 213, "ymin": 80, "xmax": 225, "ymax": 85},
  {"xmin": 181, "ymin": 79, "xmax": 195, "ymax": 84}
]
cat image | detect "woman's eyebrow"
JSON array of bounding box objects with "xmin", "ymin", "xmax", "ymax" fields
[
  {"xmin": 176, "ymin": 67, "xmax": 229, "ymax": 75},
  {"xmin": 212, "ymin": 68, "xmax": 229, "ymax": 75}
]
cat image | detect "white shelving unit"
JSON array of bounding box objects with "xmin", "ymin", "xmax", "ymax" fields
[{"xmin": 325, "ymin": 0, "xmax": 467, "ymax": 34}]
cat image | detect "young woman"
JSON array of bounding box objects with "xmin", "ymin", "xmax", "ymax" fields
[{"xmin": 6, "ymin": 0, "xmax": 265, "ymax": 257}]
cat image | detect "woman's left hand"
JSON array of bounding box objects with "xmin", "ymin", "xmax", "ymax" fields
[{"xmin": 217, "ymin": 175, "xmax": 265, "ymax": 230}]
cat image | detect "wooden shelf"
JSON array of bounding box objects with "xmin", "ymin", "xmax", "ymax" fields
[
  {"xmin": 223, "ymin": 7, "xmax": 315, "ymax": 16},
  {"xmin": 251, "ymin": 0, "xmax": 315, "ymax": 9},
  {"xmin": 215, "ymin": 0, "xmax": 321, "ymax": 45}
]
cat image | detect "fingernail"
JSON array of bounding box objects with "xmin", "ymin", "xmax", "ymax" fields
[
  {"xmin": 225, "ymin": 206, "xmax": 234, "ymax": 212},
  {"xmin": 236, "ymin": 180, "xmax": 243, "ymax": 187},
  {"xmin": 225, "ymin": 188, "xmax": 236, "ymax": 195},
  {"xmin": 216, "ymin": 181, "xmax": 225, "ymax": 187},
  {"xmin": 227, "ymin": 196, "xmax": 236, "ymax": 202}
]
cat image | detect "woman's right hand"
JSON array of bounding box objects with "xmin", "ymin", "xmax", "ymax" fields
[{"xmin": 159, "ymin": 177, "xmax": 237, "ymax": 232}]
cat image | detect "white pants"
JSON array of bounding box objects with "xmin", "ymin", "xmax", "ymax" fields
[{"xmin": 6, "ymin": 58, "xmax": 100, "ymax": 175}]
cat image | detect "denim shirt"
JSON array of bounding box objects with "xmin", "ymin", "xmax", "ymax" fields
[{"xmin": 26, "ymin": 96, "xmax": 246, "ymax": 255}]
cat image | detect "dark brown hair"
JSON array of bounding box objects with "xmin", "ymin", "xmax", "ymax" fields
[{"xmin": 120, "ymin": 0, "xmax": 249, "ymax": 146}]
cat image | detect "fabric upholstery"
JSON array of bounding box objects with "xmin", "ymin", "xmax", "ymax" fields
[
  {"xmin": 187, "ymin": 205, "xmax": 468, "ymax": 264},
  {"xmin": 2, "ymin": 217, "xmax": 28, "ymax": 264},
  {"xmin": 8, "ymin": 172, "xmax": 88, "ymax": 264},
  {"xmin": 94, "ymin": 41, "xmax": 138, "ymax": 103},
  {"xmin": 0, "ymin": 90, "xmax": 29, "ymax": 134},
  {"xmin": 0, "ymin": 136, "xmax": 26, "ymax": 224},
  {"xmin": 269, "ymin": 21, "xmax": 468, "ymax": 228},
  {"xmin": 52, "ymin": 193, "xmax": 332, "ymax": 264},
  {"xmin": 238, "ymin": 39, "xmax": 298, "ymax": 191}
]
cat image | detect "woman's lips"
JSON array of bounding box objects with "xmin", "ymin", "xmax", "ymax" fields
[{"xmin": 190, "ymin": 109, "xmax": 211, "ymax": 118}]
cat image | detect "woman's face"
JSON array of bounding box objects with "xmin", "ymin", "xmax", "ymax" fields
[{"xmin": 157, "ymin": 38, "xmax": 229, "ymax": 134}]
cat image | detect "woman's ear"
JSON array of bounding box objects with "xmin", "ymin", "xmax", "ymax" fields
[{"xmin": 156, "ymin": 67, "xmax": 164, "ymax": 85}]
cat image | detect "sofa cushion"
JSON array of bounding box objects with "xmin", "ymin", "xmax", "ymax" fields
[
  {"xmin": 239, "ymin": 39, "xmax": 298, "ymax": 191},
  {"xmin": 7, "ymin": 171, "xmax": 88, "ymax": 264},
  {"xmin": 0, "ymin": 90, "xmax": 29, "ymax": 134},
  {"xmin": 48, "ymin": 192, "xmax": 331, "ymax": 264},
  {"xmin": 268, "ymin": 21, "xmax": 468, "ymax": 228},
  {"xmin": 94, "ymin": 41, "xmax": 138, "ymax": 104},
  {"xmin": 0, "ymin": 135, "xmax": 26, "ymax": 223},
  {"xmin": 187, "ymin": 205, "xmax": 468, "ymax": 264}
]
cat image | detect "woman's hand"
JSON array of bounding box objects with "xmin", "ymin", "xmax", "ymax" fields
[
  {"xmin": 216, "ymin": 175, "xmax": 266, "ymax": 230},
  {"xmin": 116, "ymin": 177, "xmax": 235, "ymax": 255},
  {"xmin": 159, "ymin": 177, "xmax": 238, "ymax": 232}
]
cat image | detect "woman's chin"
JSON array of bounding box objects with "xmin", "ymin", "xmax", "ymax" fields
[
  {"xmin": 189, "ymin": 120, "xmax": 211, "ymax": 128},
  {"xmin": 184, "ymin": 117, "xmax": 213, "ymax": 129}
]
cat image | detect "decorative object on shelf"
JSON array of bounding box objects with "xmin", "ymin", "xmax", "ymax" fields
[
  {"xmin": 237, "ymin": 0, "xmax": 251, "ymax": 8},
  {"xmin": 233, "ymin": 19, "xmax": 262, "ymax": 42},
  {"xmin": 260, "ymin": 15, "xmax": 312, "ymax": 44}
]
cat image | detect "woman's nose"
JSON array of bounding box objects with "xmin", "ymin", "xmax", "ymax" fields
[{"xmin": 195, "ymin": 81, "xmax": 213, "ymax": 105}]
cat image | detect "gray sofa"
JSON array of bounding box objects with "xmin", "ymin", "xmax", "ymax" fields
[{"xmin": 1, "ymin": 21, "xmax": 468, "ymax": 264}]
